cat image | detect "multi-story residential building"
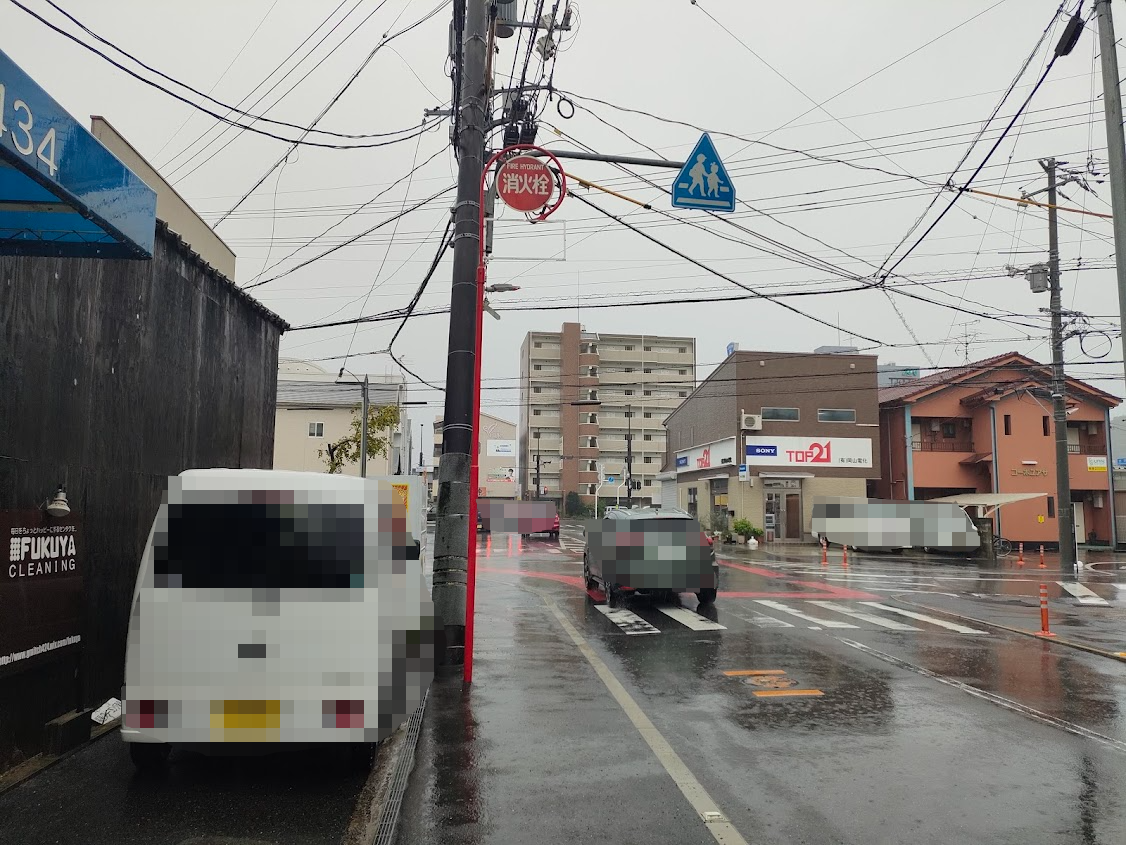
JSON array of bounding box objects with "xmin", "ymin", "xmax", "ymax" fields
[
  {"xmin": 663, "ymin": 349, "xmax": 882, "ymax": 541},
  {"xmin": 518, "ymin": 323, "xmax": 696, "ymax": 509},
  {"xmin": 876, "ymin": 352, "xmax": 1120, "ymax": 546},
  {"xmin": 432, "ymin": 412, "xmax": 519, "ymax": 501},
  {"xmin": 273, "ymin": 358, "xmax": 412, "ymax": 477}
]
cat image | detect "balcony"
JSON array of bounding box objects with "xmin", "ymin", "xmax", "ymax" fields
[
  {"xmin": 912, "ymin": 439, "xmax": 974, "ymax": 453},
  {"xmin": 1068, "ymin": 442, "xmax": 1107, "ymax": 455}
]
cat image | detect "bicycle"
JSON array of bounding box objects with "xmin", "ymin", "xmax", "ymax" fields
[{"xmin": 993, "ymin": 535, "xmax": 1013, "ymax": 557}]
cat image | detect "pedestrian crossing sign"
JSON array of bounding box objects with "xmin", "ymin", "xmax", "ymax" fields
[{"xmin": 672, "ymin": 132, "xmax": 736, "ymax": 212}]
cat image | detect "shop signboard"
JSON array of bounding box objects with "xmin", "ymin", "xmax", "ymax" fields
[
  {"xmin": 1, "ymin": 510, "xmax": 83, "ymax": 676},
  {"xmin": 675, "ymin": 437, "xmax": 737, "ymax": 474},
  {"xmin": 744, "ymin": 436, "xmax": 873, "ymax": 468},
  {"xmin": 486, "ymin": 440, "xmax": 517, "ymax": 457}
]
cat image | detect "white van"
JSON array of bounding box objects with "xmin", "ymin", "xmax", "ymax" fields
[{"xmin": 120, "ymin": 470, "xmax": 435, "ymax": 771}]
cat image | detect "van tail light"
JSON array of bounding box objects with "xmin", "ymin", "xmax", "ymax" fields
[
  {"xmin": 125, "ymin": 699, "xmax": 169, "ymax": 729},
  {"xmin": 323, "ymin": 700, "xmax": 364, "ymax": 729}
]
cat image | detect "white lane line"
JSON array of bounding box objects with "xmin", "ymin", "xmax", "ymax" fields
[
  {"xmin": 653, "ymin": 605, "xmax": 727, "ymax": 631},
  {"xmin": 545, "ymin": 601, "xmax": 749, "ymax": 845},
  {"xmin": 1058, "ymin": 581, "xmax": 1111, "ymax": 606},
  {"xmin": 753, "ymin": 599, "xmax": 859, "ymax": 628},
  {"xmin": 808, "ymin": 601, "xmax": 920, "ymax": 631},
  {"xmin": 730, "ymin": 611, "xmax": 794, "ymax": 628},
  {"xmin": 595, "ymin": 605, "xmax": 660, "ymax": 635},
  {"xmin": 837, "ymin": 637, "xmax": 1126, "ymax": 754},
  {"xmin": 859, "ymin": 602, "xmax": 988, "ymax": 634}
]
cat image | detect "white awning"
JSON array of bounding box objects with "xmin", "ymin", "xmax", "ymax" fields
[
  {"xmin": 928, "ymin": 492, "xmax": 1047, "ymax": 517},
  {"xmin": 758, "ymin": 472, "xmax": 815, "ymax": 479},
  {"xmin": 699, "ymin": 475, "xmax": 730, "ymax": 481}
]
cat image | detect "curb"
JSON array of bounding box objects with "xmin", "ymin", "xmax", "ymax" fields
[
  {"xmin": 366, "ymin": 688, "xmax": 429, "ymax": 845},
  {"xmin": 0, "ymin": 716, "xmax": 121, "ymax": 797},
  {"xmin": 894, "ymin": 596, "xmax": 1126, "ymax": 663}
]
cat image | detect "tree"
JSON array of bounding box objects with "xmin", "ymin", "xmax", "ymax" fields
[
  {"xmin": 319, "ymin": 403, "xmax": 401, "ymax": 474},
  {"xmin": 564, "ymin": 491, "xmax": 583, "ymax": 517}
]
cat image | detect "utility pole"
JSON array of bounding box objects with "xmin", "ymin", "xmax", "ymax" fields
[
  {"xmin": 1044, "ymin": 158, "xmax": 1077, "ymax": 577},
  {"xmin": 360, "ymin": 375, "xmax": 369, "ymax": 478},
  {"xmin": 625, "ymin": 404, "xmax": 633, "ymax": 508},
  {"xmin": 534, "ymin": 445, "xmax": 542, "ymax": 499},
  {"xmin": 1095, "ymin": 0, "xmax": 1126, "ymax": 391},
  {"xmin": 432, "ymin": 0, "xmax": 489, "ymax": 668}
]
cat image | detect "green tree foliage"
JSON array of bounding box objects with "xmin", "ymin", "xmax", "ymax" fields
[
  {"xmin": 319, "ymin": 403, "xmax": 401, "ymax": 474},
  {"xmin": 564, "ymin": 490, "xmax": 583, "ymax": 517}
]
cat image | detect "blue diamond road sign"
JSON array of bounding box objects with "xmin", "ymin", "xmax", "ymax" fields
[{"xmin": 671, "ymin": 132, "xmax": 735, "ymax": 213}]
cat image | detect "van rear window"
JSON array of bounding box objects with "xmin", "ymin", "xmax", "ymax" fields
[{"xmin": 154, "ymin": 502, "xmax": 365, "ymax": 589}]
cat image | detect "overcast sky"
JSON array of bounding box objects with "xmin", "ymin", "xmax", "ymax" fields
[{"xmin": 4, "ymin": 0, "xmax": 1123, "ymax": 458}]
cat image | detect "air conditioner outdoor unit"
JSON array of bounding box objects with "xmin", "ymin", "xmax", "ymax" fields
[{"xmin": 741, "ymin": 413, "xmax": 763, "ymax": 431}]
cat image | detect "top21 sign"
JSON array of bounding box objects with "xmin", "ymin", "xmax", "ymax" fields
[{"xmin": 496, "ymin": 156, "xmax": 554, "ymax": 212}]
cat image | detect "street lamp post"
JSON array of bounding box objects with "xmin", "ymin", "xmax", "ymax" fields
[
  {"xmin": 338, "ymin": 368, "xmax": 370, "ymax": 478},
  {"xmin": 463, "ymin": 144, "xmax": 566, "ymax": 684}
]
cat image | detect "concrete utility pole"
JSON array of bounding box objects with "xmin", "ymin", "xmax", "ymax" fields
[
  {"xmin": 1095, "ymin": 0, "xmax": 1126, "ymax": 391},
  {"xmin": 361, "ymin": 375, "xmax": 369, "ymax": 478},
  {"xmin": 625, "ymin": 404, "xmax": 633, "ymax": 508},
  {"xmin": 433, "ymin": 0, "xmax": 489, "ymax": 668},
  {"xmin": 1043, "ymin": 158, "xmax": 1077, "ymax": 576}
]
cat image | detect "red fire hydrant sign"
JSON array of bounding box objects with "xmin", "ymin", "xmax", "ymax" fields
[{"xmin": 496, "ymin": 156, "xmax": 554, "ymax": 212}]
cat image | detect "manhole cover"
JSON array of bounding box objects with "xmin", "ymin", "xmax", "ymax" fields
[{"xmin": 743, "ymin": 675, "xmax": 798, "ymax": 689}]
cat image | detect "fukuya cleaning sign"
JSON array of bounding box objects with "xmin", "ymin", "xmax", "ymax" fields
[{"xmin": 1, "ymin": 511, "xmax": 83, "ymax": 675}]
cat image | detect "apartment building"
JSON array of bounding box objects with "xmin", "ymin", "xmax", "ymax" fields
[
  {"xmin": 518, "ymin": 323, "xmax": 696, "ymax": 508},
  {"xmin": 664, "ymin": 349, "xmax": 881, "ymax": 541},
  {"xmin": 877, "ymin": 352, "xmax": 1120, "ymax": 546}
]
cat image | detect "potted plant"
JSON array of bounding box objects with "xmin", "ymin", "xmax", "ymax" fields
[{"xmin": 732, "ymin": 518, "xmax": 753, "ymax": 544}]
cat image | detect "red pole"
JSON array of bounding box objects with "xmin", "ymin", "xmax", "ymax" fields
[
  {"xmin": 842, "ymin": 544, "xmax": 849, "ymax": 568},
  {"xmin": 1035, "ymin": 582, "xmax": 1056, "ymax": 637},
  {"xmin": 821, "ymin": 538, "xmax": 828, "ymax": 566},
  {"xmin": 464, "ymin": 145, "xmax": 568, "ymax": 685}
]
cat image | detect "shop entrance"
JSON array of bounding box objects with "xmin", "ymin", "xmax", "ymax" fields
[{"xmin": 764, "ymin": 479, "xmax": 802, "ymax": 541}]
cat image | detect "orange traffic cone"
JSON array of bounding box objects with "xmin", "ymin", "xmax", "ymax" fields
[
  {"xmin": 820, "ymin": 539, "xmax": 828, "ymax": 567},
  {"xmin": 1039, "ymin": 544, "xmax": 1046, "ymax": 569},
  {"xmin": 1017, "ymin": 542, "xmax": 1024, "ymax": 567},
  {"xmin": 841, "ymin": 545, "xmax": 849, "ymax": 568}
]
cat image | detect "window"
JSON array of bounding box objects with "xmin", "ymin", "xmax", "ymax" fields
[
  {"xmin": 533, "ymin": 364, "xmax": 542, "ymax": 371},
  {"xmin": 533, "ymin": 387, "xmax": 542, "ymax": 394},
  {"xmin": 308, "ymin": 422, "xmax": 324, "ymax": 438},
  {"xmin": 588, "ymin": 484, "xmax": 597, "ymax": 495},
  {"xmin": 643, "ymin": 434, "xmax": 653, "ymax": 441},
  {"xmin": 588, "ymin": 461, "xmax": 598, "ymax": 472},
  {"xmin": 534, "ymin": 341, "xmax": 542, "ymax": 348},
  {"xmin": 624, "ymin": 367, "xmax": 635, "ymax": 373},
  {"xmin": 941, "ymin": 422, "xmax": 956, "ymax": 438},
  {"xmin": 644, "ymin": 456, "xmax": 653, "ymax": 464},
  {"xmin": 645, "ymin": 345, "xmax": 653, "ymax": 352},
  {"xmin": 644, "ymin": 368, "xmax": 653, "ymax": 373},
  {"xmin": 588, "ymin": 413, "xmax": 598, "ymax": 424},
  {"xmin": 533, "ymin": 432, "xmax": 541, "ymax": 439},
  {"xmin": 588, "ymin": 366, "xmax": 598, "ymax": 376},
  {"xmin": 679, "ymin": 369, "xmax": 687, "ymax": 375},
  {"xmin": 817, "ymin": 409, "xmax": 857, "ymax": 423},
  {"xmin": 1004, "ymin": 414, "xmax": 1012, "ymax": 436},
  {"xmin": 533, "ymin": 409, "xmax": 541, "ymax": 416},
  {"xmin": 625, "ymin": 389, "xmax": 635, "ymax": 396},
  {"xmin": 678, "ymin": 346, "xmax": 686, "ymax": 353},
  {"xmin": 763, "ymin": 407, "xmax": 800, "ymax": 421},
  {"xmin": 644, "ymin": 412, "xmax": 653, "ymax": 419},
  {"xmin": 624, "ymin": 344, "xmax": 634, "ymax": 351},
  {"xmin": 1047, "ymin": 496, "xmax": 1056, "ymax": 518},
  {"xmin": 644, "ymin": 390, "xmax": 652, "ymax": 396},
  {"xmin": 678, "ymin": 391, "xmax": 688, "ymax": 397},
  {"xmin": 584, "ymin": 436, "xmax": 598, "ymax": 448},
  {"xmin": 624, "ymin": 410, "xmax": 633, "ymax": 418},
  {"xmin": 1043, "ymin": 415, "xmax": 1050, "ymax": 436}
]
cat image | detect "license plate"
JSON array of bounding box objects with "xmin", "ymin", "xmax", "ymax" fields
[{"xmin": 213, "ymin": 700, "xmax": 281, "ymax": 731}]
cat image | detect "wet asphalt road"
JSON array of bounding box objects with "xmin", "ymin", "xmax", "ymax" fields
[
  {"xmin": 399, "ymin": 527, "xmax": 1126, "ymax": 845},
  {"xmin": 4, "ymin": 529, "xmax": 1126, "ymax": 843}
]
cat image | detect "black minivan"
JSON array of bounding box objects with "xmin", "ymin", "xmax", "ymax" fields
[{"xmin": 582, "ymin": 507, "xmax": 718, "ymax": 607}]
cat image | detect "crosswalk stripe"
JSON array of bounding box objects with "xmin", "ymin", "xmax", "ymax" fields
[
  {"xmin": 653, "ymin": 605, "xmax": 727, "ymax": 631},
  {"xmin": 1058, "ymin": 581, "xmax": 1110, "ymax": 606},
  {"xmin": 858, "ymin": 602, "xmax": 988, "ymax": 634},
  {"xmin": 595, "ymin": 605, "xmax": 661, "ymax": 635},
  {"xmin": 753, "ymin": 599, "xmax": 859, "ymax": 628},
  {"xmin": 807, "ymin": 601, "xmax": 920, "ymax": 631}
]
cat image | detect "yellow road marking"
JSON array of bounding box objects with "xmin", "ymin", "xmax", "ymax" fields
[
  {"xmin": 723, "ymin": 669, "xmax": 786, "ymax": 676},
  {"xmin": 752, "ymin": 689, "xmax": 824, "ymax": 698}
]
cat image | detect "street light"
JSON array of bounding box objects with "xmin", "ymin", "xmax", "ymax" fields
[
  {"xmin": 337, "ymin": 368, "xmax": 369, "ymax": 478},
  {"xmin": 463, "ymin": 144, "xmax": 566, "ymax": 685}
]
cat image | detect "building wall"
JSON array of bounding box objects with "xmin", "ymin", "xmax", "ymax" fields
[
  {"xmin": 0, "ymin": 222, "xmax": 284, "ymax": 768},
  {"xmin": 434, "ymin": 413, "xmax": 518, "ymax": 500},
  {"xmin": 273, "ymin": 407, "xmax": 395, "ymax": 477}
]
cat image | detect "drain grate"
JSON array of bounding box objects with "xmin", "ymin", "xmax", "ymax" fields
[{"xmin": 371, "ymin": 688, "xmax": 429, "ymax": 845}]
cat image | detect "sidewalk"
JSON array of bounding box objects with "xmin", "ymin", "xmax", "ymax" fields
[{"xmin": 394, "ymin": 576, "xmax": 715, "ymax": 845}]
